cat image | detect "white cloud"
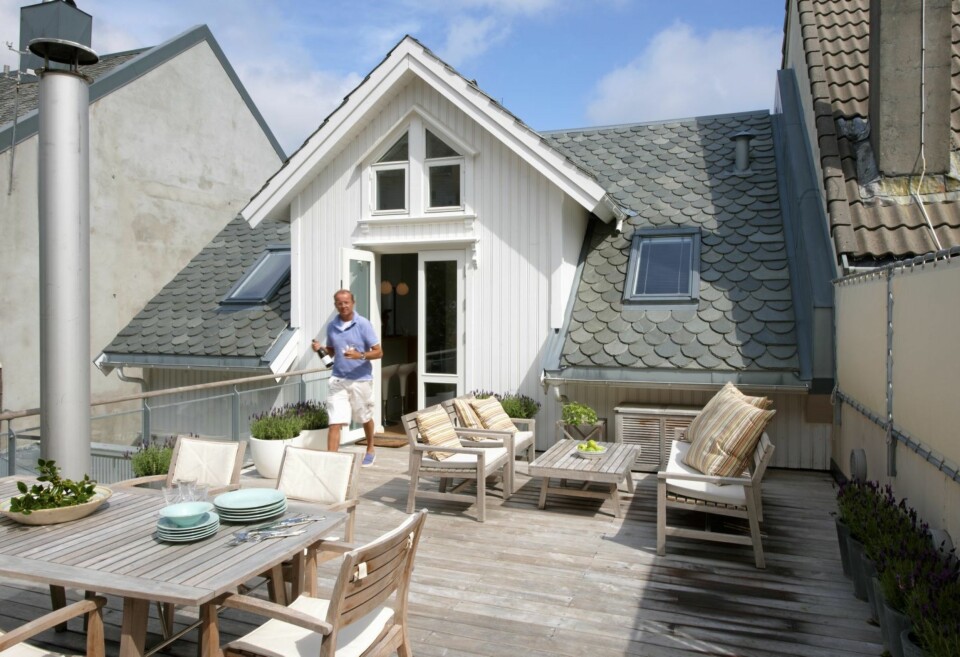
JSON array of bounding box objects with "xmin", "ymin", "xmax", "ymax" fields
[
  {"xmin": 586, "ymin": 22, "xmax": 781, "ymax": 125},
  {"xmin": 239, "ymin": 62, "xmax": 362, "ymax": 155},
  {"xmin": 440, "ymin": 15, "xmax": 509, "ymax": 66}
]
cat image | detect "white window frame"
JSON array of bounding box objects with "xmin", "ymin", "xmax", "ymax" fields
[
  {"xmin": 424, "ymin": 156, "xmax": 464, "ymax": 212},
  {"xmin": 371, "ymin": 161, "xmax": 409, "ymax": 215},
  {"xmin": 623, "ymin": 227, "xmax": 701, "ymax": 305}
]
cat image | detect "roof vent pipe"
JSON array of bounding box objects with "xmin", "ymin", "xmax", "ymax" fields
[{"xmin": 731, "ymin": 130, "xmax": 756, "ymax": 172}]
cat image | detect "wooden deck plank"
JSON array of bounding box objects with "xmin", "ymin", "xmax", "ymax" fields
[{"xmin": 0, "ymin": 446, "xmax": 881, "ymax": 656}]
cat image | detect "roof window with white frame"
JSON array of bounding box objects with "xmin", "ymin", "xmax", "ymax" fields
[
  {"xmin": 623, "ymin": 228, "xmax": 700, "ymax": 304},
  {"xmin": 222, "ymin": 245, "xmax": 290, "ymax": 305}
]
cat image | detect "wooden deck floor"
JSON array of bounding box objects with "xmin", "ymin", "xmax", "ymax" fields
[{"xmin": 0, "ymin": 445, "xmax": 881, "ymax": 657}]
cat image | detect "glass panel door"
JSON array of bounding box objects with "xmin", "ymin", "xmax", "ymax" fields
[
  {"xmin": 341, "ymin": 248, "xmax": 377, "ymax": 439},
  {"xmin": 418, "ymin": 251, "xmax": 464, "ymax": 407}
]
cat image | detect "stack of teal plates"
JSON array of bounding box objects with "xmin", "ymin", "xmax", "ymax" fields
[
  {"xmin": 156, "ymin": 511, "xmax": 220, "ymax": 543},
  {"xmin": 213, "ymin": 489, "xmax": 287, "ymax": 523}
]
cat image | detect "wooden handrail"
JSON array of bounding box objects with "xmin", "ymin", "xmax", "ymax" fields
[{"xmin": 0, "ymin": 366, "xmax": 330, "ymax": 423}]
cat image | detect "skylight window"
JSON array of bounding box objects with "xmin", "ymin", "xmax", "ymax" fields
[
  {"xmin": 624, "ymin": 228, "xmax": 700, "ymax": 303},
  {"xmin": 222, "ymin": 246, "xmax": 290, "ymax": 305}
]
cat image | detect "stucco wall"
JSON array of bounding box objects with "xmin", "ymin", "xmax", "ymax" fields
[
  {"xmin": 0, "ymin": 40, "xmax": 282, "ymax": 432},
  {"xmin": 834, "ymin": 258, "xmax": 960, "ymax": 545}
]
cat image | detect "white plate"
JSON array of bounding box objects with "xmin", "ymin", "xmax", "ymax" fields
[
  {"xmin": 158, "ymin": 523, "xmax": 219, "ymax": 543},
  {"xmin": 215, "ymin": 500, "xmax": 286, "ymax": 519},
  {"xmin": 218, "ymin": 503, "xmax": 287, "ymax": 524},
  {"xmin": 157, "ymin": 511, "xmax": 219, "ymax": 534},
  {"xmin": 214, "ymin": 489, "xmax": 286, "ymax": 511}
]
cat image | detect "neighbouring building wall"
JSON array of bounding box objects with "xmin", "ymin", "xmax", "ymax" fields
[
  {"xmin": 0, "ymin": 41, "xmax": 282, "ymax": 431},
  {"xmin": 555, "ymin": 382, "xmax": 832, "ymax": 470},
  {"xmin": 834, "ymin": 256, "xmax": 960, "ymax": 542},
  {"xmin": 290, "ymin": 75, "xmax": 587, "ymax": 444}
]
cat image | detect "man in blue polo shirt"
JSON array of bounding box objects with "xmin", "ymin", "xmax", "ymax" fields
[{"xmin": 311, "ymin": 289, "xmax": 382, "ymax": 466}]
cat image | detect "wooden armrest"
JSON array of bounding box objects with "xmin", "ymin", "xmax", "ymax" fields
[
  {"xmin": 657, "ymin": 470, "xmax": 751, "ymax": 487},
  {"xmin": 510, "ymin": 418, "xmax": 535, "ymax": 431},
  {"xmin": 412, "ymin": 443, "xmax": 495, "ymax": 455},
  {"xmin": 323, "ymin": 499, "xmax": 358, "ymax": 513},
  {"xmin": 0, "ymin": 597, "xmax": 105, "ymax": 651},
  {"xmin": 220, "ymin": 594, "xmax": 332, "ymax": 634},
  {"xmin": 111, "ymin": 474, "xmax": 166, "ymax": 489},
  {"xmin": 454, "ymin": 427, "xmax": 512, "ymax": 437}
]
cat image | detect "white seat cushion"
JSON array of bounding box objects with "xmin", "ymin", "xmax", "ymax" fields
[
  {"xmin": 513, "ymin": 430, "xmax": 534, "ymax": 450},
  {"xmin": 421, "ymin": 446, "xmax": 508, "ymax": 475},
  {"xmin": 226, "ymin": 594, "xmax": 394, "ymax": 657},
  {"xmin": 172, "ymin": 437, "xmax": 240, "ymax": 486},
  {"xmin": 665, "ymin": 441, "xmax": 747, "ymax": 506}
]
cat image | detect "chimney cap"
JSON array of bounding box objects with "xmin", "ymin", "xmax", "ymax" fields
[
  {"xmin": 28, "ymin": 37, "xmax": 98, "ymax": 66},
  {"xmin": 729, "ymin": 129, "xmax": 757, "ymax": 141}
]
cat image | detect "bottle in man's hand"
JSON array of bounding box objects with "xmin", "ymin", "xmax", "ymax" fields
[{"xmin": 312, "ymin": 339, "xmax": 334, "ymax": 368}]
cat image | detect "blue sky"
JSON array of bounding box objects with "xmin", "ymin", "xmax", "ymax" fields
[{"xmin": 1, "ymin": 1, "xmax": 786, "ymax": 156}]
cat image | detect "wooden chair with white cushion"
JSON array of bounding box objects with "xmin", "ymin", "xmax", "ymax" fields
[
  {"xmin": 401, "ymin": 405, "xmax": 513, "ymax": 522},
  {"xmin": 440, "ymin": 395, "xmax": 537, "ymax": 492},
  {"xmin": 112, "ymin": 435, "xmax": 248, "ymax": 495},
  {"xmin": 263, "ymin": 447, "xmax": 362, "ymax": 604},
  {"xmin": 220, "ymin": 509, "xmax": 427, "ymax": 657},
  {"xmin": 656, "ymin": 382, "xmax": 777, "ymax": 568},
  {"xmin": 0, "ymin": 596, "xmax": 106, "ymax": 657}
]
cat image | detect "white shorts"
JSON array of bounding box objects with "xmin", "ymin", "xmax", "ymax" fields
[{"xmin": 327, "ymin": 377, "xmax": 375, "ymax": 426}]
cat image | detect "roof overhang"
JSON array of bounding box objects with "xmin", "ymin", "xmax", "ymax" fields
[
  {"xmin": 541, "ymin": 366, "xmax": 810, "ymax": 394},
  {"xmin": 241, "ymin": 36, "xmax": 621, "ymax": 228},
  {"xmin": 95, "ymin": 326, "xmax": 298, "ymax": 375}
]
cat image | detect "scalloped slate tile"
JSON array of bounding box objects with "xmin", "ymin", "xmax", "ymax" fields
[{"xmin": 545, "ymin": 111, "xmax": 801, "ymax": 378}]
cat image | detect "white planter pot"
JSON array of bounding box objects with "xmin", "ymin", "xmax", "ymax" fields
[
  {"xmin": 298, "ymin": 428, "xmax": 329, "ymax": 451},
  {"xmin": 248, "ymin": 435, "xmax": 298, "ymax": 479}
]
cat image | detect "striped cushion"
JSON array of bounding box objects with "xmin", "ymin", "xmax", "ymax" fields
[
  {"xmin": 685, "ymin": 383, "xmax": 769, "ymax": 444},
  {"xmin": 469, "ymin": 397, "xmax": 517, "ymax": 433},
  {"xmin": 415, "ymin": 407, "xmax": 462, "ymax": 460},
  {"xmin": 682, "ymin": 392, "xmax": 775, "ymax": 477},
  {"xmin": 453, "ymin": 397, "xmax": 497, "ymax": 442},
  {"xmin": 453, "ymin": 398, "xmax": 482, "ymax": 428}
]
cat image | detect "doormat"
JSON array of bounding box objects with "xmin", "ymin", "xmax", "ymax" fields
[{"xmin": 373, "ymin": 434, "xmax": 407, "ymax": 448}]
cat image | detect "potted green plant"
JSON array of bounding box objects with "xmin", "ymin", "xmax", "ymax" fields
[
  {"xmin": 290, "ymin": 400, "xmax": 329, "ymax": 450},
  {"xmin": 248, "ymin": 405, "xmax": 306, "ymax": 479},
  {"xmin": 558, "ymin": 401, "xmax": 604, "ymax": 442},
  {"xmin": 2, "ymin": 459, "xmax": 112, "ymax": 525},
  {"xmin": 129, "ymin": 436, "xmax": 176, "ymax": 478},
  {"xmin": 470, "ymin": 390, "xmax": 541, "ymax": 419}
]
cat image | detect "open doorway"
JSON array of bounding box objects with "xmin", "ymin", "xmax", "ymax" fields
[{"xmin": 379, "ymin": 253, "xmax": 418, "ymax": 433}]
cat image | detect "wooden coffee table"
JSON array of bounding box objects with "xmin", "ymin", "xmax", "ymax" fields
[{"xmin": 528, "ymin": 439, "xmax": 640, "ymax": 518}]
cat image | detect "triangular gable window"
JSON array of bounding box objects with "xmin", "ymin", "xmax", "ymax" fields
[
  {"xmin": 374, "ymin": 133, "xmax": 409, "ymax": 211},
  {"xmin": 426, "ymin": 130, "xmax": 459, "ymax": 158},
  {"xmin": 378, "ymin": 133, "xmax": 409, "ymax": 163},
  {"xmin": 222, "ymin": 245, "xmax": 290, "ymax": 305},
  {"xmin": 425, "ymin": 130, "xmax": 462, "ymax": 209},
  {"xmin": 623, "ymin": 228, "xmax": 700, "ymax": 304}
]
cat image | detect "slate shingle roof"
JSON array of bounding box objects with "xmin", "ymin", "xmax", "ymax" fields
[
  {"xmin": 101, "ymin": 216, "xmax": 290, "ymax": 366},
  {"xmin": 0, "ymin": 50, "xmax": 145, "ymax": 127},
  {"xmin": 798, "ymin": 0, "xmax": 960, "ymax": 261},
  {"xmin": 545, "ymin": 112, "xmax": 802, "ymax": 381}
]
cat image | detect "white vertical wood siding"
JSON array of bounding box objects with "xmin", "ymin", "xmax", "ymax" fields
[
  {"xmin": 553, "ymin": 383, "xmax": 832, "ymax": 470},
  {"xmin": 290, "ymin": 77, "xmax": 584, "ymax": 430}
]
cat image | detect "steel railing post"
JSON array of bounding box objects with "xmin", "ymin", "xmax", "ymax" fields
[
  {"xmin": 142, "ymin": 400, "xmax": 152, "ymax": 446},
  {"xmin": 232, "ymin": 386, "xmax": 240, "ymax": 441}
]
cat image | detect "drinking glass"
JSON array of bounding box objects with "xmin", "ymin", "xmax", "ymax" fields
[
  {"xmin": 176, "ymin": 479, "xmax": 197, "ymax": 502},
  {"xmin": 162, "ymin": 486, "xmax": 180, "ymax": 506}
]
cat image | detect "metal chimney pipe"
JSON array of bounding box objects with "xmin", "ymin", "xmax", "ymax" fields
[
  {"xmin": 37, "ymin": 67, "xmax": 93, "ymax": 478},
  {"xmin": 730, "ymin": 130, "xmax": 756, "ymax": 173}
]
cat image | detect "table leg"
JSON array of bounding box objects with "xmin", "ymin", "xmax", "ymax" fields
[
  {"xmin": 198, "ymin": 602, "xmax": 224, "ymax": 657},
  {"xmin": 625, "ymin": 471, "xmax": 636, "ymax": 494},
  {"xmin": 119, "ymin": 597, "xmax": 149, "ymax": 657},
  {"xmin": 537, "ymin": 477, "xmax": 549, "ymax": 509},
  {"xmin": 608, "ymin": 483, "xmax": 623, "ymax": 519}
]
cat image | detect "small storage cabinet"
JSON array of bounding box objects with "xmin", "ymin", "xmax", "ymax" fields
[{"xmin": 613, "ymin": 404, "xmax": 700, "ymax": 471}]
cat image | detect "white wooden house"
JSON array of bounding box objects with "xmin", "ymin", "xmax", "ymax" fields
[{"xmin": 102, "ymin": 35, "xmax": 837, "ymax": 465}]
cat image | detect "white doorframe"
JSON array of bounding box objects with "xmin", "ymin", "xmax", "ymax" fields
[
  {"xmin": 341, "ymin": 247, "xmax": 379, "ymax": 440},
  {"xmin": 417, "ymin": 250, "xmax": 465, "ymax": 407}
]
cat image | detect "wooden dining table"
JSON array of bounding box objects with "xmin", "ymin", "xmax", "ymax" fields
[{"xmin": 0, "ymin": 476, "xmax": 346, "ymax": 657}]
